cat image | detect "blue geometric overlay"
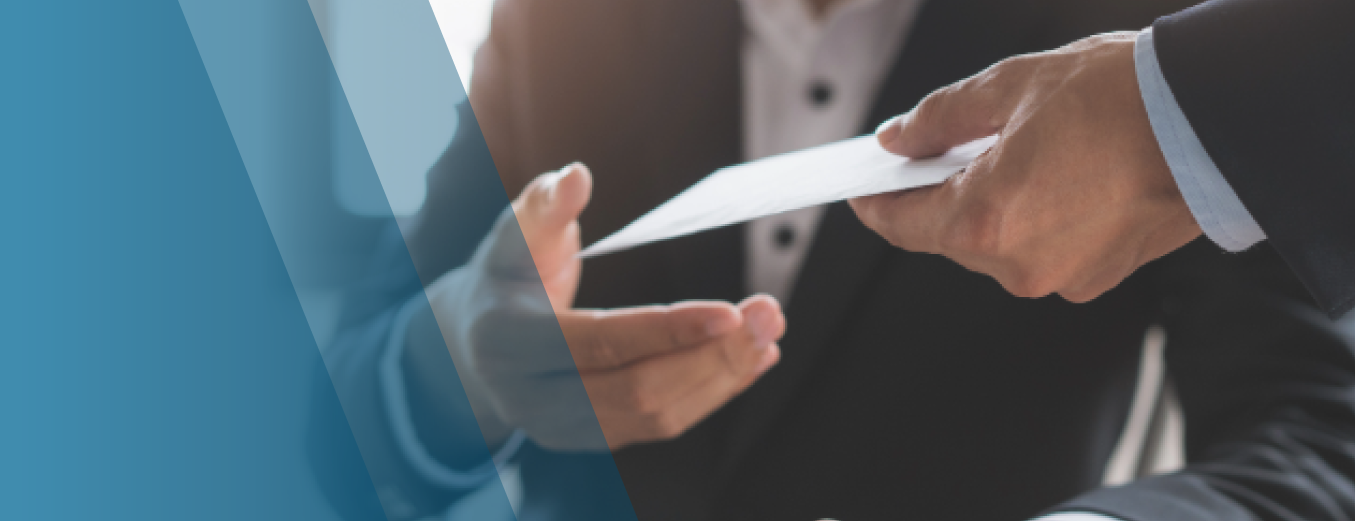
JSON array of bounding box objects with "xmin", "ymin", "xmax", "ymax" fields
[{"xmin": 1, "ymin": 0, "xmax": 635, "ymax": 519}]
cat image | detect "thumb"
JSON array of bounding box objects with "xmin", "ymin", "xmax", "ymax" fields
[
  {"xmin": 514, "ymin": 163, "xmax": 593, "ymax": 246},
  {"xmin": 542, "ymin": 162, "xmax": 593, "ymax": 230},
  {"xmin": 876, "ymin": 64, "xmax": 1014, "ymax": 158}
]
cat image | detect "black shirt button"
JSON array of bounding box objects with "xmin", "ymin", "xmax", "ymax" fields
[
  {"xmin": 808, "ymin": 79, "xmax": 833, "ymax": 107},
  {"xmin": 774, "ymin": 224, "xmax": 796, "ymax": 249}
]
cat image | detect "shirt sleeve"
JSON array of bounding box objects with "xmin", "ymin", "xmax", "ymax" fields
[
  {"xmin": 376, "ymin": 290, "xmax": 528, "ymax": 490},
  {"xmin": 1134, "ymin": 28, "xmax": 1265, "ymax": 252},
  {"xmin": 1034, "ymin": 512, "xmax": 1125, "ymax": 521}
]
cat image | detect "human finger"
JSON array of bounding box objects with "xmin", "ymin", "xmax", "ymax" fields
[
  {"xmin": 849, "ymin": 184, "xmax": 950, "ymax": 254},
  {"xmin": 559, "ymin": 301, "xmax": 745, "ymax": 371},
  {"xmin": 478, "ymin": 165, "xmax": 591, "ymax": 283},
  {"xmin": 597, "ymin": 343, "xmax": 779, "ymax": 446},
  {"xmin": 876, "ymin": 59, "xmax": 1020, "ymax": 158},
  {"xmin": 513, "ymin": 163, "xmax": 592, "ymax": 251},
  {"xmin": 583, "ymin": 296, "xmax": 783, "ymax": 423}
]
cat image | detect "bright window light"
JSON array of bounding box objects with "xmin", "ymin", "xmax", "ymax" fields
[{"xmin": 430, "ymin": 0, "xmax": 496, "ymax": 94}]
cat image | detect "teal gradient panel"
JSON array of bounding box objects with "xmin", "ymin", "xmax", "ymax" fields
[
  {"xmin": 0, "ymin": 0, "xmax": 650, "ymax": 516},
  {"xmin": 237, "ymin": 1, "xmax": 634, "ymax": 514},
  {"xmin": 174, "ymin": 0, "xmax": 520, "ymax": 519},
  {"xmin": 0, "ymin": 1, "xmax": 380, "ymax": 520},
  {"xmin": 0, "ymin": 0, "xmax": 641, "ymax": 517}
]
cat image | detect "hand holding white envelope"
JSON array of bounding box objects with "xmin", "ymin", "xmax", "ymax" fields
[{"xmin": 579, "ymin": 134, "xmax": 997, "ymax": 258}]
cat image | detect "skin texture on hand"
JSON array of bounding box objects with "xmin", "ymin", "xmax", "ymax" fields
[
  {"xmin": 420, "ymin": 164, "xmax": 783, "ymax": 452},
  {"xmin": 851, "ymin": 32, "xmax": 1201, "ymax": 303},
  {"xmin": 474, "ymin": 296, "xmax": 783, "ymax": 450}
]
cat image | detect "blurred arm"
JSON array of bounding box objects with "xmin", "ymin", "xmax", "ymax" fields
[
  {"xmin": 1035, "ymin": 514, "xmax": 1122, "ymax": 521},
  {"xmin": 1053, "ymin": 244, "xmax": 1355, "ymax": 520},
  {"xmin": 309, "ymin": 223, "xmax": 503, "ymax": 521},
  {"xmin": 381, "ymin": 251, "xmax": 527, "ymax": 485}
]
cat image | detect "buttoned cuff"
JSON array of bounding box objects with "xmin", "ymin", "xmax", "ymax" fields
[
  {"xmin": 1134, "ymin": 28, "xmax": 1265, "ymax": 252},
  {"xmin": 378, "ymin": 292, "xmax": 527, "ymax": 490}
]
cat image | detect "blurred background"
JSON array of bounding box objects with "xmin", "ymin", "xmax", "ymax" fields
[
  {"xmin": 265, "ymin": 0, "xmax": 494, "ymax": 351},
  {"xmin": 288, "ymin": 2, "xmax": 1355, "ymax": 519}
]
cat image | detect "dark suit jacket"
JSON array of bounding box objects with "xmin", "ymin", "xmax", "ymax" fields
[
  {"xmin": 313, "ymin": 1, "xmax": 1355, "ymax": 520},
  {"xmin": 1151, "ymin": 0, "xmax": 1355, "ymax": 318}
]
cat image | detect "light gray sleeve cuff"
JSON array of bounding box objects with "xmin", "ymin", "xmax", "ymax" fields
[
  {"xmin": 1135, "ymin": 28, "xmax": 1266, "ymax": 252},
  {"xmin": 1034, "ymin": 513, "xmax": 1125, "ymax": 521},
  {"xmin": 377, "ymin": 291, "xmax": 527, "ymax": 490}
]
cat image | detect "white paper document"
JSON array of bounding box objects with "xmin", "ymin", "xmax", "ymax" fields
[{"xmin": 578, "ymin": 134, "xmax": 997, "ymax": 258}]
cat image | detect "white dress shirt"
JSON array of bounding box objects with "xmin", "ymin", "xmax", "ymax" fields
[{"xmin": 739, "ymin": 0, "xmax": 920, "ymax": 303}]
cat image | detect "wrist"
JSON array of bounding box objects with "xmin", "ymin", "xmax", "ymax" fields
[{"xmin": 403, "ymin": 296, "xmax": 516, "ymax": 450}]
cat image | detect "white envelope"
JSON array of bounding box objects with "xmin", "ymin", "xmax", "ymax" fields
[{"xmin": 578, "ymin": 134, "xmax": 996, "ymax": 258}]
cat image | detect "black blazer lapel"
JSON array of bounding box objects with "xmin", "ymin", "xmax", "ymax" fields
[
  {"xmin": 608, "ymin": 4, "xmax": 748, "ymax": 518},
  {"xmin": 711, "ymin": 201, "xmax": 893, "ymax": 485}
]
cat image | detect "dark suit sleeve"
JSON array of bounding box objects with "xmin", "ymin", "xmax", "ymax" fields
[
  {"xmin": 306, "ymin": 224, "xmax": 495, "ymax": 521},
  {"xmin": 1055, "ymin": 243, "xmax": 1355, "ymax": 521},
  {"xmin": 1150, "ymin": 0, "xmax": 1355, "ymax": 318},
  {"xmin": 305, "ymin": 11, "xmax": 527, "ymax": 506}
]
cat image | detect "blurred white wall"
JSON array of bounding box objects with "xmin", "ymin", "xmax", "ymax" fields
[
  {"xmin": 311, "ymin": 0, "xmax": 495, "ymax": 217},
  {"xmin": 430, "ymin": 0, "xmax": 496, "ymax": 94}
]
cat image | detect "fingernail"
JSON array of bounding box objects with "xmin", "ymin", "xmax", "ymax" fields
[
  {"xmin": 744, "ymin": 307, "xmax": 777, "ymax": 347},
  {"xmin": 875, "ymin": 114, "xmax": 902, "ymax": 144}
]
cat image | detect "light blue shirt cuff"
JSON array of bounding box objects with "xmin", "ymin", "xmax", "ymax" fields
[
  {"xmin": 378, "ymin": 292, "xmax": 528, "ymax": 490},
  {"xmin": 1034, "ymin": 512, "xmax": 1124, "ymax": 521},
  {"xmin": 1134, "ymin": 28, "xmax": 1265, "ymax": 252}
]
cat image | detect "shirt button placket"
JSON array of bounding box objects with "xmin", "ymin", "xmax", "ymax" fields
[
  {"xmin": 774, "ymin": 223, "xmax": 796, "ymax": 249},
  {"xmin": 808, "ymin": 78, "xmax": 833, "ymax": 107}
]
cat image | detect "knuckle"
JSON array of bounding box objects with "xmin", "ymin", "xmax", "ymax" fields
[
  {"xmin": 881, "ymin": 233, "xmax": 906, "ymax": 250},
  {"xmin": 971, "ymin": 58, "xmax": 1028, "ymax": 126},
  {"xmin": 1061, "ymin": 289, "xmax": 1096, "ymax": 304},
  {"xmin": 617, "ymin": 373, "xmax": 660, "ymax": 414},
  {"xmin": 664, "ymin": 318, "xmax": 690, "ymax": 351},
  {"xmin": 984, "ymin": 57, "xmax": 1017, "ymax": 83},
  {"xmin": 584, "ymin": 334, "xmax": 623, "ymax": 369},
  {"xmin": 648, "ymin": 412, "xmax": 688, "ymax": 440},
  {"xmin": 519, "ymin": 175, "xmax": 553, "ymax": 210},
  {"xmin": 912, "ymin": 89, "xmax": 948, "ymax": 127},
  {"xmin": 1062, "ymin": 275, "xmax": 1117, "ymax": 304},
  {"xmin": 1005, "ymin": 267, "xmax": 1059, "ymax": 299},
  {"xmin": 856, "ymin": 201, "xmax": 890, "ymax": 236},
  {"xmin": 628, "ymin": 387, "xmax": 663, "ymax": 416},
  {"xmin": 1000, "ymin": 276, "xmax": 1038, "ymax": 299},
  {"xmin": 719, "ymin": 338, "xmax": 754, "ymax": 370},
  {"xmin": 941, "ymin": 200, "xmax": 1007, "ymax": 258},
  {"xmin": 1011, "ymin": 283, "xmax": 1045, "ymax": 300},
  {"xmin": 990, "ymin": 54, "xmax": 1033, "ymax": 78}
]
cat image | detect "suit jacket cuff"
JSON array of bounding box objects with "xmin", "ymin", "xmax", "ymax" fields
[
  {"xmin": 1034, "ymin": 512, "xmax": 1126, "ymax": 521},
  {"xmin": 1135, "ymin": 28, "xmax": 1265, "ymax": 252},
  {"xmin": 1051, "ymin": 474, "xmax": 1258, "ymax": 521},
  {"xmin": 378, "ymin": 291, "xmax": 528, "ymax": 490}
]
